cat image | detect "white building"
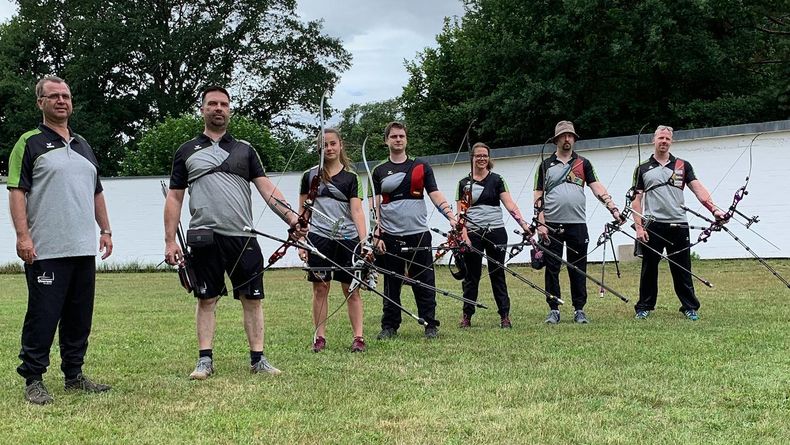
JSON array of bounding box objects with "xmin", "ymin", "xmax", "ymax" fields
[{"xmin": 1, "ymin": 120, "xmax": 788, "ymax": 267}]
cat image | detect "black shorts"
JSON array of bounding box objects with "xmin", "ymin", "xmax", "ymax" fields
[
  {"xmin": 190, "ymin": 233, "xmax": 264, "ymax": 300},
  {"xmin": 306, "ymin": 232, "xmax": 359, "ymax": 284}
]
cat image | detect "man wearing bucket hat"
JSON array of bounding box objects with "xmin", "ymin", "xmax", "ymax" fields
[{"xmin": 533, "ymin": 121, "xmax": 622, "ymax": 324}]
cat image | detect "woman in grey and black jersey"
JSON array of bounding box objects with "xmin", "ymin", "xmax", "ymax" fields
[
  {"xmin": 456, "ymin": 142, "xmax": 533, "ymax": 329},
  {"xmin": 298, "ymin": 129, "xmax": 368, "ymax": 353}
]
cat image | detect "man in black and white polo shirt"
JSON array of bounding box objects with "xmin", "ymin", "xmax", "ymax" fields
[
  {"xmin": 632, "ymin": 125, "xmax": 725, "ymax": 321},
  {"xmin": 534, "ymin": 121, "xmax": 622, "ymax": 324},
  {"xmin": 7, "ymin": 76, "xmax": 114, "ymax": 405},
  {"xmin": 164, "ymin": 86, "xmax": 306, "ymax": 379},
  {"xmin": 371, "ymin": 121, "xmax": 457, "ymax": 340}
]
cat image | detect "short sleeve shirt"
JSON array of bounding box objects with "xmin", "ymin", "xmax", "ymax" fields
[
  {"xmin": 169, "ymin": 133, "xmax": 266, "ymax": 236},
  {"xmin": 300, "ymin": 166, "xmax": 363, "ymax": 240},
  {"xmin": 534, "ymin": 152, "xmax": 598, "ymax": 224},
  {"xmin": 633, "ymin": 154, "xmax": 697, "ymax": 223},
  {"xmin": 6, "ymin": 124, "xmax": 102, "ymax": 259},
  {"xmin": 371, "ymin": 157, "xmax": 438, "ymax": 235},
  {"xmin": 457, "ymin": 172, "xmax": 508, "ymax": 230}
]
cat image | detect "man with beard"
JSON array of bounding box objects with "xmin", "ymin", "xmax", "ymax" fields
[
  {"xmin": 164, "ymin": 86, "xmax": 306, "ymax": 379},
  {"xmin": 7, "ymin": 76, "xmax": 113, "ymax": 405},
  {"xmin": 534, "ymin": 121, "xmax": 621, "ymax": 324},
  {"xmin": 632, "ymin": 125, "xmax": 724, "ymax": 321}
]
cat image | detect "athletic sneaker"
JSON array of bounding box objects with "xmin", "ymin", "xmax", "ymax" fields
[
  {"xmin": 684, "ymin": 310, "xmax": 700, "ymax": 321},
  {"xmin": 189, "ymin": 356, "xmax": 214, "ymax": 380},
  {"xmin": 350, "ymin": 337, "xmax": 366, "ymax": 352},
  {"xmin": 500, "ymin": 316, "xmax": 512, "ymax": 329},
  {"xmin": 424, "ymin": 326, "xmax": 439, "ymax": 339},
  {"xmin": 635, "ymin": 310, "xmax": 650, "ymax": 320},
  {"xmin": 312, "ymin": 336, "xmax": 327, "ymax": 353},
  {"xmin": 64, "ymin": 374, "xmax": 111, "ymax": 392},
  {"xmin": 376, "ymin": 327, "xmax": 398, "ymax": 340},
  {"xmin": 574, "ymin": 310, "xmax": 589, "ymax": 324},
  {"xmin": 25, "ymin": 380, "xmax": 53, "ymax": 405},
  {"xmin": 251, "ymin": 356, "xmax": 282, "ymax": 376},
  {"xmin": 544, "ymin": 310, "xmax": 561, "ymax": 324},
  {"xmin": 459, "ymin": 313, "xmax": 472, "ymax": 328}
]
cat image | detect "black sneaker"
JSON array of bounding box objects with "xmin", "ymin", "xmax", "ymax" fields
[
  {"xmin": 574, "ymin": 310, "xmax": 589, "ymax": 324},
  {"xmin": 500, "ymin": 316, "xmax": 512, "ymax": 329},
  {"xmin": 376, "ymin": 328, "xmax": 398, "ymax": 340},
  {"xmin": 25, "ymin": 380, "xmax": 54, "ymax": 405},
  {"xmin": 424, "ymin": 326, "xmax": 439, "ymax": 339},
  {"xmin": 64, "ymin": 374, "xmax": 111, "ymax": 393}
]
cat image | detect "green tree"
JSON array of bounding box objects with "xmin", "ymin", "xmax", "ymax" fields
[
  {"xmin": 0, "ymin": 0, "xmax": 350, "ymax": 176},
  {"xmin": 336, "ymin": 99, "xmax": 404, "ymax": 162},
  {"xmin": 402, "ymin": 0, "xmax": 789, "ymax": 154},
  {"xmin": 122, "ymin": 114, "xmax": 281, "ymax": 176}
]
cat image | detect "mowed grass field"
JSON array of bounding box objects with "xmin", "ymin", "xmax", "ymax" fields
[{"xmin": 0, "ymin": 260, "xmax": 788, "ymax": 444}]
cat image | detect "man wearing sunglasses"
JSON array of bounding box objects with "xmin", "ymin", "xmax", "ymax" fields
[
  {"xmin": 632, "ymin": 125, "xmax": 725, "ymax": 321},
  {"xmin": 7, "ymin": 76, "xmax": 113, "ymax": 405}
]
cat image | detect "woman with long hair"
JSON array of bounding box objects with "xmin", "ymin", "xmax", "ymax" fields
[{"xmin": 299, "ymin": 128, "xmax": 367, "ymax": 352}]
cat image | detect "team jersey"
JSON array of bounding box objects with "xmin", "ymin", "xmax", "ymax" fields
[
  {"xmin": 456, "ymin": 172, "xmax": 508, "ymax": 230},
  {"xmin": 633, "ymin": 154, "xmax": 697, "ymax": 223},
  {"xmin": 6, "ymin": 124, "xmax": 102, "ymax": 260},
  {"xmin": 300, "ymin": 166, "xmax": 363, "ymax": 240},
  {"xmin": 169, "ymin": 132, "xmax": 266, "ymax": 237},
  {"xmin": 534, "ymin": 152, "xmax": 598, "ymax": 223},
  {"xmin": 371, "ymin": 157, "xmax": 438, "ymax": 235}
]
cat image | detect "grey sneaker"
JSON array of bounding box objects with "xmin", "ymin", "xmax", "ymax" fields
[
  {"xmin": 684, "ymin": 310, "xmax": 700, "ymax": 321},
  {"xmin": 25, "ymin": 380, "xmax": 53, "ymax": 405},
  {"xmin": 251, "ymin": 356, "xmax": 282, "ymax": 376},
  {"xmin": 64, "ymin": 374, "xmax": 111, "ymax": 392},
  {"xmin": 189, "ymin": 356, "xmax": 214, "ymax": 380},
  {"xmin": 376, "ymin": 327, "xmax": 398, "ymax": 340},
  {"xmin": 574, "ymin": 310, "xmax": 589, "ymax": 324},
  {"xmin": 544, "ymin": 310, "xmax": 561, "ymax": 324},
  {"xmin": 635, "ymin": 310, "xmax": 650, "ymax": 320}
]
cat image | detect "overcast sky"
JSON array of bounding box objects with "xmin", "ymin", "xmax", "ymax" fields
[{"xmin": 0, "ymin": 0, "xmax": 465, "ymax": 116}]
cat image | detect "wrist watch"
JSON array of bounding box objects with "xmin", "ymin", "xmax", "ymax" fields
[{"xmin": 100, "ymin": 229, "xmax": 112, "ymax": 236}]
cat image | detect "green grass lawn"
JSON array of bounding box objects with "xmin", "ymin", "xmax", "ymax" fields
[{"xmin": 0, "ymin": 260, "xmax": 788, "ymax": 444}]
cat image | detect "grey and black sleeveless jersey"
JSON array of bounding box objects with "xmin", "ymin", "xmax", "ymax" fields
[
  {"xmin": 6, "ymin": 124, "xmax": 103, "ymax": 260},
  {"xmin": 300, "ymin": 166, "xmax": 363, "ymax": 240},
  {"xmin": 169, "ymin": 133, "xmax": 266, "ymax": 237},
  {"xmin": 456, "ymin": 172, "xmax": 508, "ymax": 230},
  {"xmin": 372, "ymin": 157, "xmax": 438, "ymax": 236},
  {"xmin": 534, "ymin": 152, "xmax": 598, "ymax": 224},
  {"xmin": 633, "ymin": 154, "xmax": 697, "ymax": 223}
]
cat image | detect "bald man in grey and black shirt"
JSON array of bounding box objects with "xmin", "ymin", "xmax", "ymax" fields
[
  {"xmin": 632, "ymin": 125, "xmax": 725, "ymax": 321},
  {"xmin": 534, "ymin": 121, "xmax": 621, "ymax": 324}
]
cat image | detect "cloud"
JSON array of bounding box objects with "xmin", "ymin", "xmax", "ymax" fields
[{"xmin": 297, "ymin": 0, "xmax": 464, "ymax": 115}]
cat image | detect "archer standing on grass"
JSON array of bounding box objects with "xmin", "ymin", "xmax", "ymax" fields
[
  {"xmin": 535, "ymin": 121, "xmax": 622, "ymax": 325},
  {"xmin": 456, "ymin": 142, "xmax": 533, "ymax": 329},
  {"xmin": 298, "ymin": 128, "xmax": 368, "ymax": 353},
  {"xmin": 164, "ymin": 86, "xmax": 306, "ymax": 379},
  {"xmin": 632, "ymin": 125, "xmax": 724, "ymax": 321},
  {"xmin": 7, "ymin": 76, "xmax": 113, "ymax": 405},
  {"xmin": 371, "ymin": 121, "xmax": 457, "ymax": 340}
]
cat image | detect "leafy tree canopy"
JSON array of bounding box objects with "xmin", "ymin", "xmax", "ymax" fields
[
  {"xmin": 402, "ymin": 0, "xmax": 790, "ymax": 154},
  {"xmin": 0, "ymin": 0, "xmax": 350, "ymax": 176}
]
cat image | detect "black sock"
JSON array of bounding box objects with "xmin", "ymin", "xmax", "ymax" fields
[
  {"xmin": 25, "ymin": 376, "xmax": 42, "ymax": 386},
  {"xmin": 250, "ymin": 350, "xmax": 263, "ymax": 365},
  {"xmin": 199, "ymin": 349, "xmax": 213, "ymax": 359}
]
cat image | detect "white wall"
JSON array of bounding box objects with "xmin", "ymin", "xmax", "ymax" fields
[{"xmin": 1, "ymin": 128, "xmax": 787, "ymax": 267}]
